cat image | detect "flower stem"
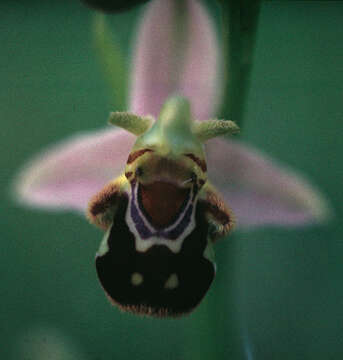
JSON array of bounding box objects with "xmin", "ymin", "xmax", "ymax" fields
[
  {"xmin": 93, "ymin": 13, "xmax": 128, "ymax": 109},
  {"xmin": 192, "ymin": 2, "xmax": 262, "ymax": 359},
  {"xmin": 218, "ymin": 0, "xmax": 261, "ymax": 126}
]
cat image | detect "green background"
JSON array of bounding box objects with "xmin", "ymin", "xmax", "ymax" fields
[{"xmin": 1, "ymin": 1, "xmax": 342, "ymax": 359}]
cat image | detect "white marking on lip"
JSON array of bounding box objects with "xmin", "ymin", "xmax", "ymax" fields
[
  {"xmin": 131, "ymin": 272, "xmax": 143, "ymax": 286},
  {"xmin": 164, "ymin": 273, "xmax": 179, "ymax": 290}
]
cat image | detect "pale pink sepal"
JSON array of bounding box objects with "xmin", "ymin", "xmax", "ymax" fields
[
  {"xmin": 14, "ymin": 129, "xmax": 330, "ymax": 227},
  {"xmin": 14, "ymin": 128, "xmax": 135, "ymax": 211},
  {"xmin": 206, "ymin": 139, "xmax": 331, "ymax": 228},
  {"xmin": 130, "ymin": 0, "xmax": 220, "ymax": 120}
]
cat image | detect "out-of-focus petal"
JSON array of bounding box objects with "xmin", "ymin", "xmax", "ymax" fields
[
  {"xmin": 14, "ymin": 128, "xmax": 135, "ymax": 211},
  {"xmin": 206, "ymin": 139, "xmax": 331, "ymax": 228},
  {"xmin": 15, "ymin": 325, "xmax": 88, "ymax": 360},
  {"xmin": 130, "ymin": 0, "xmax": 220, "ymax": 120}
]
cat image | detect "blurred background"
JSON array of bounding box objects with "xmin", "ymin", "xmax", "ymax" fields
[{"xmin": 1, "ymin": 1, "xmax": 342, "ymax": 359}]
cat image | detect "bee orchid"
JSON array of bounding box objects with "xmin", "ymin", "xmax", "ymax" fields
[
  {"xmin": 88, "ymin": 96, "xmax": 238, "ymax": 316},
  {"xmin": 13, "ymin": 0, "xmax": 329, "ymax": 317}
]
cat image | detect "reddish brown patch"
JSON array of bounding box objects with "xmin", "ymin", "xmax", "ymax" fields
[
  {"xmin": 184, "ymin": 153, "xmax": 207, "ymax": 172},
  {"xmin": 125, "ymin": 171, "xmax": 133, "ymax": 179},
  {"xmin": 127, "ymin": 149, "xmax": 153, "ymax": 164},
  {"xmin": 139, "ymin": 182, "xmax": 190, "ymax": 228}
]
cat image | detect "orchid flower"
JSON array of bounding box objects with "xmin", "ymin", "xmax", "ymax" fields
[{"xmin": 13, "ymin": 0, "xmax": 329, "ymax": 316}]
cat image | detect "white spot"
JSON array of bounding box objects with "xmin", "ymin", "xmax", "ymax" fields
[
  {"xmin": 131, "ymin": 272, "xmax": 143, "ymax": 286},
  {"xmin": 164, "ymin": 273, "xmax": 179, "ymax": 290}
]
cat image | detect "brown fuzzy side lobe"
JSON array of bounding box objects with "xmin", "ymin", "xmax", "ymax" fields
[
  {"xmin": 203, "ymin": 191, "xmax": 235, "ymax": 241},
  {"xmin": 87, "ymin": 182, "xmax": 122, "ymax": 230}
]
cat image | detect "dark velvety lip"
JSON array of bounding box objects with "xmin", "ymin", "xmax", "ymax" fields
[{"xmin": 137, "ymin": 181, "xmax": 190, "ymax": 229}]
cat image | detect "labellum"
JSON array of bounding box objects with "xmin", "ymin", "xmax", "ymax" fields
[{"xmin": 88, "ymin": 96, "xmax": 239, "ymax": 317}]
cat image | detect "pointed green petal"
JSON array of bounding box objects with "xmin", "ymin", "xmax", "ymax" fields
[
  {"xmin": 193, "ymin": 119, "xmax": 240, "ymax": 142},
  {"xmin": 108, "ymin": 112, "xmax": 154, "ymax": 135}
]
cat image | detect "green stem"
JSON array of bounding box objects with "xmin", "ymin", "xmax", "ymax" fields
[
  {"xmin": 93, "ymin": 13, "xmax": 128, "ymax": 109},
  {"xmin": 218, "ymin": 0, "xmax": 261, "ymax": 126},
  {"xmin": 191, "ymin": 2, "xmax": 262, "ymax": 359}
]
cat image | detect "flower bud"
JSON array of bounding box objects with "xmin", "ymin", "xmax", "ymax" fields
[{"xmin": 81, "ymin": 0, "xmax": 149, "ymax": 13}]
